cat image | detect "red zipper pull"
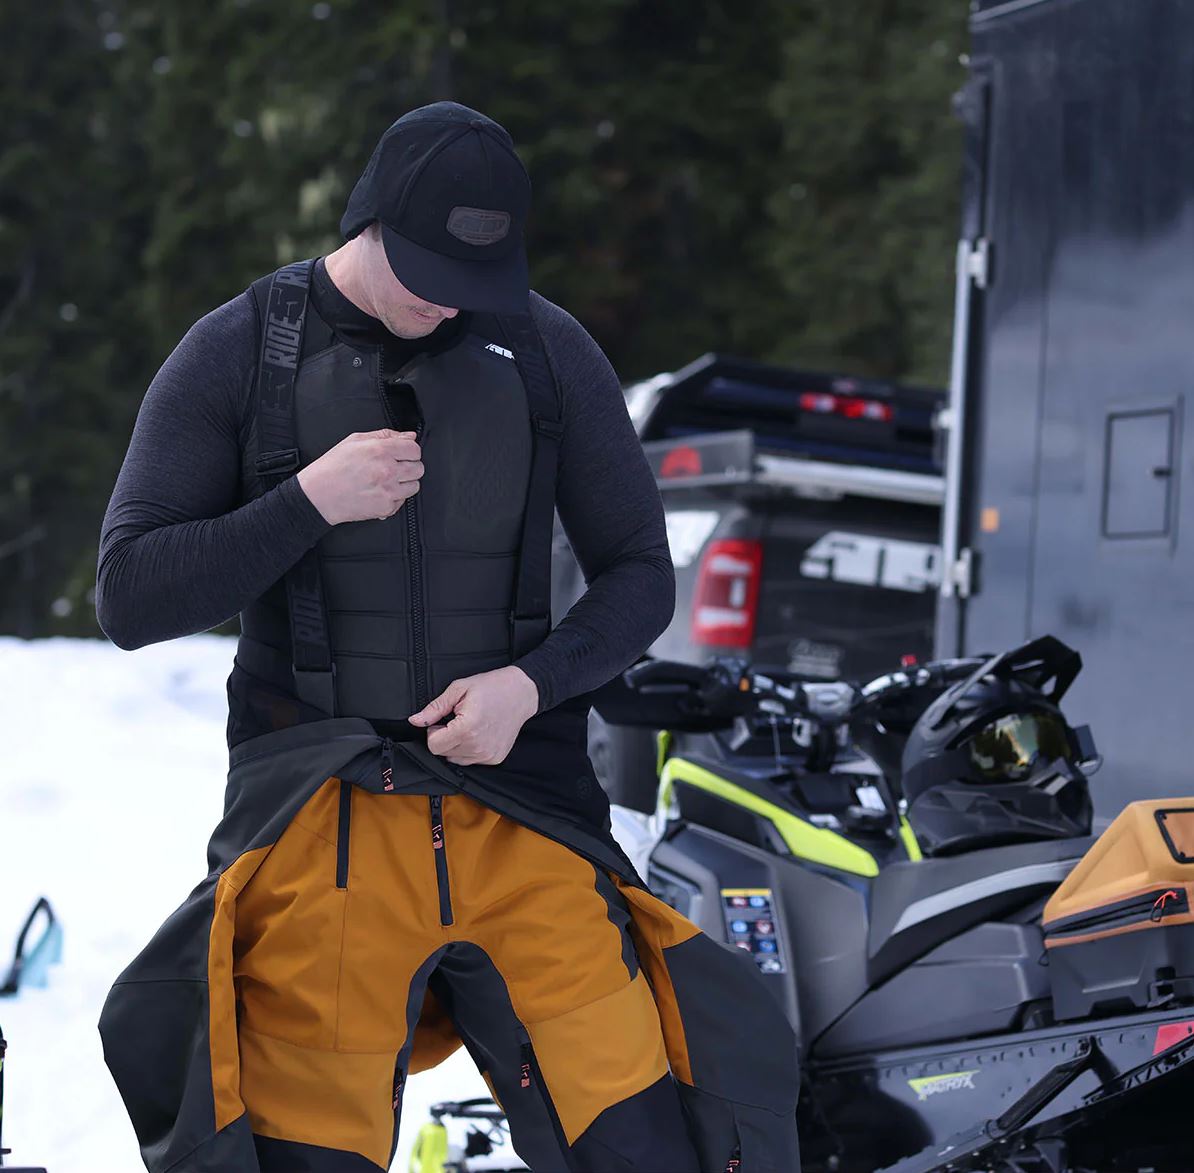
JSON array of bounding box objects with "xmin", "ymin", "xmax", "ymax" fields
[
  {"xmin": 519, "ymin": 1042, "xmax": 533, "ymax": 1089},
  {"xmin": 430, "ymin": 794, "xmax": 445, "ymax": 850},
  {"xmin": 381, "ymin": 737, "xmax": 394, "ymax": 792}
]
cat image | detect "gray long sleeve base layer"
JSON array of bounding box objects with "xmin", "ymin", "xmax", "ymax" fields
[{"xmin": 95, "ymin": 261, "xmax": 676, "ymax": 736}]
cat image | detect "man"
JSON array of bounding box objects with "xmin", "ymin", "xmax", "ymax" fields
[{"xmin": 95, "ymin": 101, "xmax": 800, "ymax": 1173}]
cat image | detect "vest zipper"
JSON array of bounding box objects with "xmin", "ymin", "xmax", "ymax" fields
[
  {"xmin": 406, "ymin": 415, "xmax": 430, "ymax": 711},
  {"xmin": 429, "ymin": 794, "xmax": 453, "ymax": 925},
  {"xmin": 376, "ymin": 363, "xmax": 432, "ymax": 714},
  {"xmin": 335, "ymin": 778, "xmax": 352, "ymax": 889}
]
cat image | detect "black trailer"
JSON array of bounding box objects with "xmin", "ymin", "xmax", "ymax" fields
[{"xmin": 938, "ymin": 0, "xmax": 1194, "ymax": 816}]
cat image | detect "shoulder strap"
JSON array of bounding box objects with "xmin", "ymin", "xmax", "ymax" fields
[
  {"xmin": 251, "ymin": 258, "xmax": 337, "ymax": 716},
  {"xmin": 497, "ymin": 312, "xmax": 565, "ymax": 660}
]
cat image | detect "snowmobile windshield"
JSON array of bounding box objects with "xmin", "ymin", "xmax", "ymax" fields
[{"xmin": 964, "ymin": 709, "xmax": 1072, "ymax": 782}]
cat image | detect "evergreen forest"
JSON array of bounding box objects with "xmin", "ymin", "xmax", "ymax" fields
[{"xmin": 1, "ymin": 0, "xmax": 968, "ymax": 637}]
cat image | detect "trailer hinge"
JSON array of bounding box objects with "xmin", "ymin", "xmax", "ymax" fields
[
  {"xmin": 967, "ymin": 237, "xmax": 992, "ymax": 290},
  {"xmin": 945, "ymin": 546, "xmax": 975, "ymax": 599}
]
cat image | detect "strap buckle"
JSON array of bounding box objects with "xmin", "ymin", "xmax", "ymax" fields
[
  {"xmin": 530, "ymin": 413, "xmax": 563, "ymax": 439},
  {"xmin": 293, "ymin": 664, "xmax": 337, "ymax": 716},
  {"xmin": 509, "ymin": 612, "xmax": 551, "ymax": 657},
  {"xmin": 255, "ymin": 447, "xmax": 301, "ymax": 476}
]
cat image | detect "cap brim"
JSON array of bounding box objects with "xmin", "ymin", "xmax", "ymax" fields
[{"xmin": 381, "ymin": 223, "xmax": 529, "ymax": 314}]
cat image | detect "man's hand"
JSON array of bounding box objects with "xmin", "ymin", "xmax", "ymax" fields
[
  {"xmin": 296, "ymin": 428, "xmax": 424, "ymax": 525},
  {"xmin": 408, "ymin": 666, "xmax": 540, "ymax": 766}
]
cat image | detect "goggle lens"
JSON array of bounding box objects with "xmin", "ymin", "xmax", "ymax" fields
[{"xmin": 966, "ymin": 711, "xmax": 1071, "ymax": 781}]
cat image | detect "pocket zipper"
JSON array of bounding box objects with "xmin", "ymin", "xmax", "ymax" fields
[
  {"xmin": 429, "ymin": 794, "xmax": 454, "ymax": 926},
  {"xmin": 336, "ymin": 779, "xmax": 352, "ymax": 889}
]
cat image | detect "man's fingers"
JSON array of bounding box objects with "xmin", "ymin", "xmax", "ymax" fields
[{"xmin": 426, "ymin": 724, "xmax": 469, "ymax": 758}]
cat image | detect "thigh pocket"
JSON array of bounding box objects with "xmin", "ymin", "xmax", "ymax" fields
[{"xmin": 234, "ymin": 777, "xmax": 350, "ymax": 1051}]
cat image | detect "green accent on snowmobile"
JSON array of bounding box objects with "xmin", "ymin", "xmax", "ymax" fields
[
  {"xmin": 409, "ymin": 1120, "xmax": 449, "ymax": 1173},
  {"xmin": 654, "ymin": 728, "xmax": 672, "ymax": 779},
  {"xmin": 658, "ymin": 757, "xmax": 882, "ymax": 877},
  {"xmin": 899, "ymin": 817, "xmax": 923, "ymax": 861}
]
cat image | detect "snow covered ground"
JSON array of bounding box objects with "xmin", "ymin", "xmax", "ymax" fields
[{"xmin": 0, "ymin": 634, "xmax": 494, "ymax": 1173}]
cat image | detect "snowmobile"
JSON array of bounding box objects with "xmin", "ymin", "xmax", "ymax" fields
[
  {"xmin": 595, "ymin": 636, "xmax": 1194, "ymax": 1173},
  {"xmin": 406, "ymin": 636, "xmax": 1194, "ymax": 1171},
  {"xmin": 409, "ymin": 1099, "xmax": 525, "ymax": 1172}
]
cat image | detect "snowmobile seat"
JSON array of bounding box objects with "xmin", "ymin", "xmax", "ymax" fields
[{"xmin": 867, "ymin": 835, "xmax": 1095, "ymax": 986}]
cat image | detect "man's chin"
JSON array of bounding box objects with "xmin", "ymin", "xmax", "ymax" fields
[{"xmin": 388, "ymin": 317, "xmax": 440, "ymax": 340}]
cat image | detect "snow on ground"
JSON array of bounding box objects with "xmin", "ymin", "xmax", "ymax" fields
[{"xmin": 0, "ymin": 634, "xmax": 493, "ymax": 1173}]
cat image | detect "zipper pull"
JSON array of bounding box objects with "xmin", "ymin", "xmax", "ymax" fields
[
  {"xmin": 381, "ymin": 737, "xmax": 394, "ymax": 792},
  {"xmin": 725, "ymin": 1150, "xmax": 741, "ymax": 1173},
  {"xmin": 392, "ymin": 1070, "xmax": 405, "ymax": 1112},
  {"xmin": 519, "ymin": 1042, "xmax": 533, "ymax": 1090},
  {"xmin": 430, "ymin": 794, "xmax": 444, "ymax": 850}
]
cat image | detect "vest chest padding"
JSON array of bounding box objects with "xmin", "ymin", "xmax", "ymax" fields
[{"xmin": 291, "ymin": 332, "xmax": 534, "ymax": 719}]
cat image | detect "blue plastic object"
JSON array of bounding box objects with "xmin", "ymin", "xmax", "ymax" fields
[{"xmin": 1, "ymin": 899, "xmax": 61, "ymax": 998}]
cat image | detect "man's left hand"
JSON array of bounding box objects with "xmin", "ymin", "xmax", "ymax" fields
[{"xmin": 408, "ymin": 665, "xmax": 540, "ymax": 766}]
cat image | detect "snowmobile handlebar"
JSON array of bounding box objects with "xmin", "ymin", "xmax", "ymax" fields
[{"xmin": 615, "ymin": 654, "xmax": 987, "ymax": 731}]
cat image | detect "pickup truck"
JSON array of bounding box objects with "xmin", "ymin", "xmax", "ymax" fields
[{"xmin": 549, "ymin": 352, "xmax": 947, "ymax": 810}]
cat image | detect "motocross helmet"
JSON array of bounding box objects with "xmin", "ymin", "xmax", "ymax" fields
[{"xmin": 900, "ymin": 636, "xmax": 1098, "ymax": 856}]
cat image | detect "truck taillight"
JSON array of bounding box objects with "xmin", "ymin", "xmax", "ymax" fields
[
  {"xmin": 799, "ymin": 391, "xmax": 894, "ymax": 423},
  {"xmin": 690, "ymin": 538, "xmax": 763, "ymax": 649}
]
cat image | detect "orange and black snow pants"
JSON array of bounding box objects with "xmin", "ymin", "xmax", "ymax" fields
[{"xmin": 231, "ymin": 776, "xmax": 701, "ymax": 1172}]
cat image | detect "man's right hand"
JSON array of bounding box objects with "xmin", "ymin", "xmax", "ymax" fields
[{"xmin": 296, "ymin": 428, "xmax": 424, "ymax": 525}]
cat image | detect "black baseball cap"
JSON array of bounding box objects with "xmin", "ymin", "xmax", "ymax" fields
[{"xmin": 340, "ymin": 101, "xmax": 531, "ymax": 314}]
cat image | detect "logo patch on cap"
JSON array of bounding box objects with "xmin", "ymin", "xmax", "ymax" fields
[{"xmin": 446, "ymin": 206, "xmax": 511, "ymax": 246}]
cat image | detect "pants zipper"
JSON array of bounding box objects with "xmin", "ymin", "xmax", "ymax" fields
[
  {"xmin": 336, "ymin": 779, "xmax": 352, "ymax": 890},
  {"xmin": 430, "ymin": 794, "xmax": 453, "ymax": 925},
  {"xmin": 516, "ymin": 1026, "xmax": 580, "ymax": 1170},
  {"xmin": 388, "ymin": 1054, "xmax": 407, "ymax": 1167},
  {"xmin": 381, "ymin": 736, "xmax": 395, "ymax": 791}
]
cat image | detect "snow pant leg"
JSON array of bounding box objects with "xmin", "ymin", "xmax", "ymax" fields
[
  {"xmin": 231, "ymin": 780, "xmax": 453, "ymax": 1170},
  {"xmin": 254, "ymin": 1134, "xmax": 390, "ymax": 1171},
  {"xmin": 428, "ymin": 794, "xmax": 702, "ymax": 1172}
]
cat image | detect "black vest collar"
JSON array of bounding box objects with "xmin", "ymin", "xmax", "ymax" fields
[{"xmin": 310, "ymin": 254, "xmax": 472, "ymax": 358}]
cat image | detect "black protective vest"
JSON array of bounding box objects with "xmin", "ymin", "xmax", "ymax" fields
[{"xmin": 238, "ymin": 257, "xmax": 563, "ymax": 725}]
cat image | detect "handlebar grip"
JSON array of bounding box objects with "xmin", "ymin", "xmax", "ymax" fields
[{"xmin": 623, "ymin": 659, "xmax": 709, "ymax": 690}]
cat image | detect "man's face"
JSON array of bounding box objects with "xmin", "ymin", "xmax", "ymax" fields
[{"xmin": 367, "ymin": 232, "xmax": 460, "ymax": 339}]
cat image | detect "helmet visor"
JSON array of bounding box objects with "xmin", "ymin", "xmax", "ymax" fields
[{"xmin": 966, "ymin": 710, "xmax": 1072, "ymax": 781}]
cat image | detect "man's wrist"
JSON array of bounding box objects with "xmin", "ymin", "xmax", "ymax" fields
[{"xmin": 509, "ymin": 664, "xmax": 541, "ymax": 719}]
